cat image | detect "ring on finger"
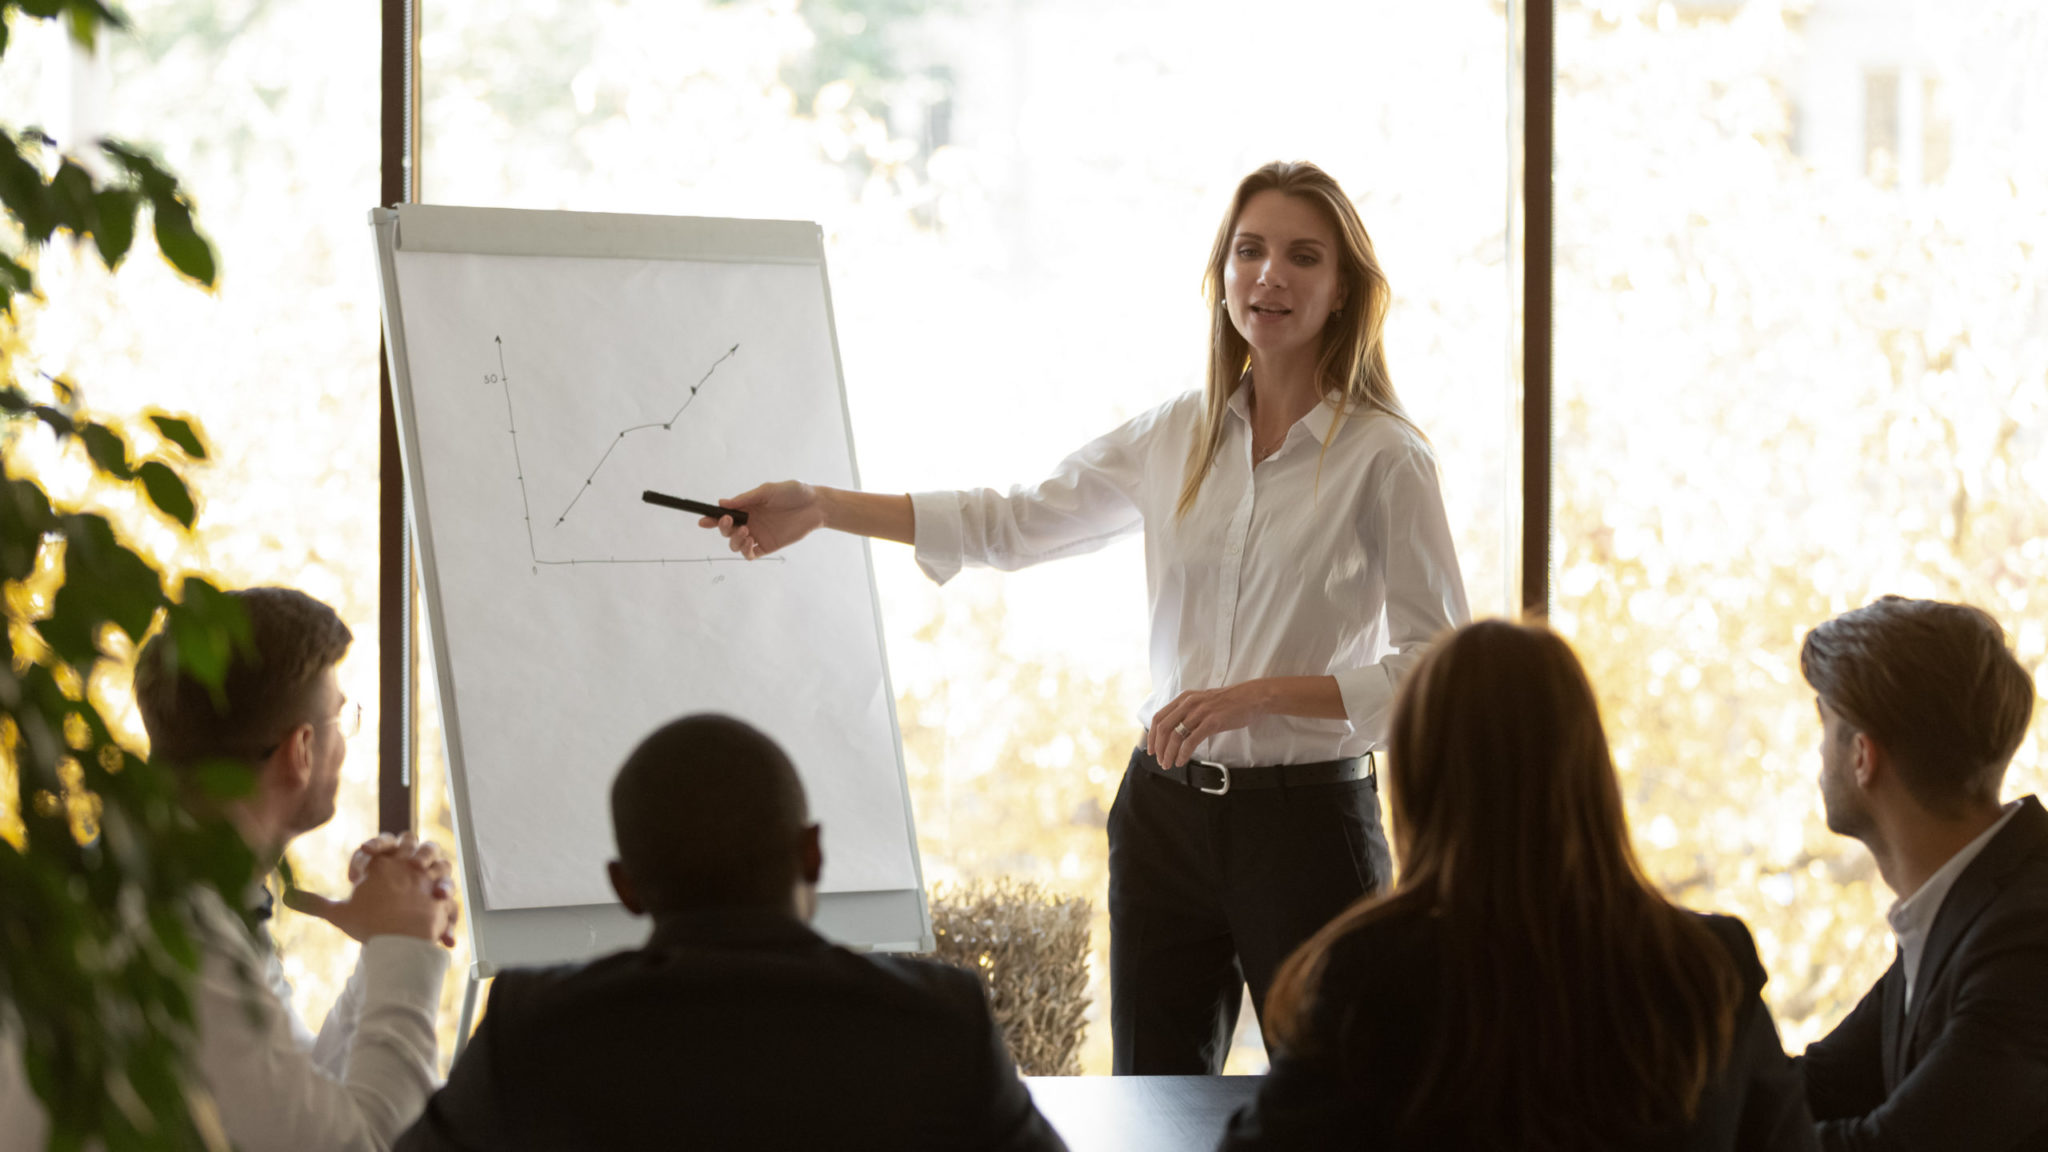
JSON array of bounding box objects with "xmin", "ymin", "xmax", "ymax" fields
[{"xmin": 1172, "ymin": 722, "xmax": 1190, "ymax": 737}]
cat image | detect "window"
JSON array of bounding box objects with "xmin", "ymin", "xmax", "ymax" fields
[
  {"xmin": 1555, "ymin": 0, "xmax": 2046, "ymax": 1049},
  {"xmin": 419, "ymin": 0, "xmax": 1514, "ymax": 1072}
]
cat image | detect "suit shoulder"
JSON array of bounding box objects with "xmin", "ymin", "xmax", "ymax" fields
[
  {"xmin": 1694, "ymin": 912, "xmax": 1760, "ymax": 963},
  {"xmin": 1970, "ymin": 856, "xmax": 2048, "ymax": 941},
  {"xmin": 860, "ymin": 953, "xmax": 994, "ymax": 1018},
  {"xmin": 1959, "ymin": 808, "xmax": 2048, "ymax": 935},
  {"xmin": 2008, "ymin": 826, "xmax": 2048, "ymax": 896},
  {"xmin": 1692, "ymin": 912, "xmax": 1768, "ymax": 991},
  {"xmin": 477, "ymin": 953, "xmax": 638, "ymax": 1021}
]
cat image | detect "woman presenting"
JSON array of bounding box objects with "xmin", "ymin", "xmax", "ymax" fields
[{"xmin": 706, "ymin": 160, "xmax": 1469, "ymax": 1074}]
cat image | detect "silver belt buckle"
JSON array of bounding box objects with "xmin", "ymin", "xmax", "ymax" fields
[{"xmin": 1194, "ymin": 759, "xmax": 1231, "ymax": 796}]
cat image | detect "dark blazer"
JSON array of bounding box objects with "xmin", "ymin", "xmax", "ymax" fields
[
  {"xmin": 1798, "ymin": 794, "xmax": 2048, "ymax": 1151},
  {"xmin": 396, "ymin": 908, "xmax": 1066, "ymax": 1152},
  {"xmin": 1218, "ymin": 911, "xmax": 1817, "ymax": 1151}
]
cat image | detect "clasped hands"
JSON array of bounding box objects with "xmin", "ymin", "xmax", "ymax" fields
[{"xmin": 284, "ymin": 831, "xmax": 461, "ymax": 948}]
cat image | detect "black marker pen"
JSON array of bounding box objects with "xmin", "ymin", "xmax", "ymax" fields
[{"xmin": 643, "ymin": 490, "xmax": 749, "ymax": 526}]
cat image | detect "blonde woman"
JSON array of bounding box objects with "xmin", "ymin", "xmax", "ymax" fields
[{"xmin": 708, "ymin": 161, "xmax": 1469, "ymax": 1073}]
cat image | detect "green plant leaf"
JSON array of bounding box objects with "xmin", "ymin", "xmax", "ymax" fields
[
  {"xmin": 0, "ymin": 135, "xmax": 56, "ymax": 243},
  {"xmin": 148, "ymin": 414, "xmax": 207, "ymax": 460},
  {"xmin": 148, "ymin": 907, "xmax": 199, "ymax": 971},
  {"xmin": 49, "ymin": 157, "xmax": 97, "ymax": 237},
  {"xmin": 67, "ymin": 5, "xmax": 99, "ymax": 51},
  {"xmin": 148, "ymin": 196, "xmax": 214, "ymax": 287},
  {"xmin": 35, "ymin": 582, "xmax": 105, "ymax": 666},
  {"xmin": 190, "ymin": 759, "xmax": 255, "ymax": 801},
  {"xmin": 80, "ymin": 422, "xmax": 133, "ymax": 479},
  {"xmin": 136, "ymin": 461, "xmax": 196, "ymax": 527},
  {"xmin": 99, "ymin": 139, "xmax": 177, "ymax": 201},
  {"xmin": 92, "ymin": 187, "xmax": 138, "ymax": 268},
  {"xmin": 186, "ymin": 818, "xmax": 257, "ymax": 906},
  {"xmin": 0, "ymin": 476, "xmax": 57, "ymax": 581},
  {"xmin": 56, "ymin": 513, "xmax": 165, "ymax": 643},
  {"xmin": 162, "ymin": 580, "xmax": 252, "ymax": 699},
  {"xmin": 0, "ymin": 253, "xmax": 32, "ymax": 305},
  {"xmin": 31, "ymin": 403, "xmax": 76, "ymax": 437}
]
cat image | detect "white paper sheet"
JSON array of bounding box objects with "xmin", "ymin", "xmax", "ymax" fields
[{"xmin": 392, "ymin": 248, "xmax": 916, "ymax": 910}]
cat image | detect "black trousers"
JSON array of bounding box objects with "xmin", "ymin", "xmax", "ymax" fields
[{"xmin": 1106, "ymin": 746, "xmax": 1392, "ymax": 1075}]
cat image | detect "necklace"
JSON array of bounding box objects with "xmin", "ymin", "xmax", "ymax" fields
[{"xmin": 1252, "ymin": 427, "xmax": 1288, "ymax": 464}]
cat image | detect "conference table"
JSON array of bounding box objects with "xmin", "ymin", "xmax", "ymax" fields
[{"xmin": 1025, "ymin": 1075, "xmax": 1262, "ymax": 1152}]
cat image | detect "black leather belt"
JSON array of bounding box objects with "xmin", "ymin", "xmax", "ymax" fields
[{"xmin": 1137, "ymin": 747, "xmax": 1376, "ymax": 796}]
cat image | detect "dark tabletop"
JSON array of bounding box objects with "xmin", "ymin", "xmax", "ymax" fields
[{"xmin": 1025, "ymin": 1076, "xmax": 1262, "ymax": 1152}]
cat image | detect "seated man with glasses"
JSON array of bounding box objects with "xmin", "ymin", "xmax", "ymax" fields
[{"xmin": 3, "ymin": 586, "xmax": 462, "ymax": 1151}]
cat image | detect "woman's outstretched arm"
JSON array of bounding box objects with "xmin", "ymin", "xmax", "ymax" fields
[{"xmin": 702, "ymin": 482, "xmax": 914, "ymax": 558}]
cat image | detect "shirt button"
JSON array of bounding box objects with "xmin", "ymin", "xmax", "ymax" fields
[{"xmin": 1226, "ymin": 539, "xmax": 1242, "ymax": 556}]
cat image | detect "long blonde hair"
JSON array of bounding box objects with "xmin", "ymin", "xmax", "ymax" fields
[{"xmin": 1176, "ymin": 160, "xmax": 1413, "ymax": 518}]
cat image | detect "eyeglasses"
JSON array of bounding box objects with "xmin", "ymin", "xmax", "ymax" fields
[
  {"xmin": 256, "ymin": 701, "xmax": 361, "ymax": 759},
  {"xmin": 323, "ymin": 701, "xmax": 363, "ymax": 740}
]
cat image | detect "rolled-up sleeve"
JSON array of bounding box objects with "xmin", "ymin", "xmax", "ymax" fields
[
  {"xmin": 909, "ymin": 405, "xmax": 1162, "ymax": 586},
  {"xmin": 1331, "ymin": 444, "xmax": 1470, "ymax": 744}
]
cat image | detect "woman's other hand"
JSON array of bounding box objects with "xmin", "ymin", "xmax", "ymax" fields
[{"xmin": 1149, "ymin": 683, "xmax": 1268, "ymax": 769}]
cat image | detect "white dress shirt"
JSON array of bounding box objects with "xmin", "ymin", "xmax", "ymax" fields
[
  {"xmin": 0, "ymin": 887, "xmax": 448, "ymax": 1151},
  {"xmin": 911, "ymin": 387, "xmax": 1470, "ymax": 766},
  {"xmin": 1886, "ymin": 799, "xmax": 2022, "ymax": 1012}
]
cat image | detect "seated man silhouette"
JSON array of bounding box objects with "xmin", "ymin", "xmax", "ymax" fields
[
  {"xmin": 1796, "ymin": 596, "xmax": 2048, "ymax": 1150},
  {"xmin": 398, "ymin": 713, "xmax": 1066, "ymax": 1152}
]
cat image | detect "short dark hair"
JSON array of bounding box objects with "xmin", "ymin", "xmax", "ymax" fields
[
  {"xmin": 1802, "ymin": 596, "xmax": 2035, "ymax": 813},
  {"xmin": 135, "ymin": 587, "xmax": 352, "ymax": 768},
  {"xmin": 610, "ymin": 714, "xmax": 810, "ymax": 911}
]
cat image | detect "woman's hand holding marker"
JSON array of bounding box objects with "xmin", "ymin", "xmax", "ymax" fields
[{"xmin": 701, "ymin": 481, "xmax": 828, "ymax": 559}]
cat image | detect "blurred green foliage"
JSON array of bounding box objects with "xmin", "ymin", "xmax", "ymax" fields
[{"xmin": 1, "ymin": 2, "xmax": 256, "ymax": 1148}]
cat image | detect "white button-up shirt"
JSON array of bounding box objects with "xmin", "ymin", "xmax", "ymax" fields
[
  {"xmin": 0, "ymin": 886, "xmax": 449, "ymax": 1151},
  {"xmin": 911, "ymin": 387, "xmax": 1470, "ymax": 766},
  {"xmin": 1887, "ymin": 799, "xmax": 2022, "ymax": 1012}
]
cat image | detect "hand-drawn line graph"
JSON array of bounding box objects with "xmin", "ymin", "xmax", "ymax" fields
[
  {"xmin": 554, "ymin": 342, "xmax": 738, "ymax": 526},
  {"xmin": 493, "ymin": 336, "xmax": 779, "ymax": 573}
]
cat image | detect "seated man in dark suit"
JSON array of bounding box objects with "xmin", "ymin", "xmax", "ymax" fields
[
  {"xmin": 398, "ymin": 713, "xmax": 1066, "ymax": 1152},
  {"xmin": 1796, "ymin": 596, "xmax": 2048, "ymax": 1150}
]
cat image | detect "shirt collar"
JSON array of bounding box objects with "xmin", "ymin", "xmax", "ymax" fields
[
  {"xmin": 1886, "ymin": 799, "xmax": 2022, "ymax": 1003},
  {"xmin": 1226, "ymin": 386, "xmax": 1347, "ymax": 449},
  {"xmin": 645, "ymin": 906, "xmax": 827, "ymax": 953}
]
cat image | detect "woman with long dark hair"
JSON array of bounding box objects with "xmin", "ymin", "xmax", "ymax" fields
[
  {"xmin": 706, "ymin": 161, "xmax": 1470, "ymax": 1073},
  {"xmin": 1223, "ymin": 620, "xmax": 1816, "ymax": 1150}
]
